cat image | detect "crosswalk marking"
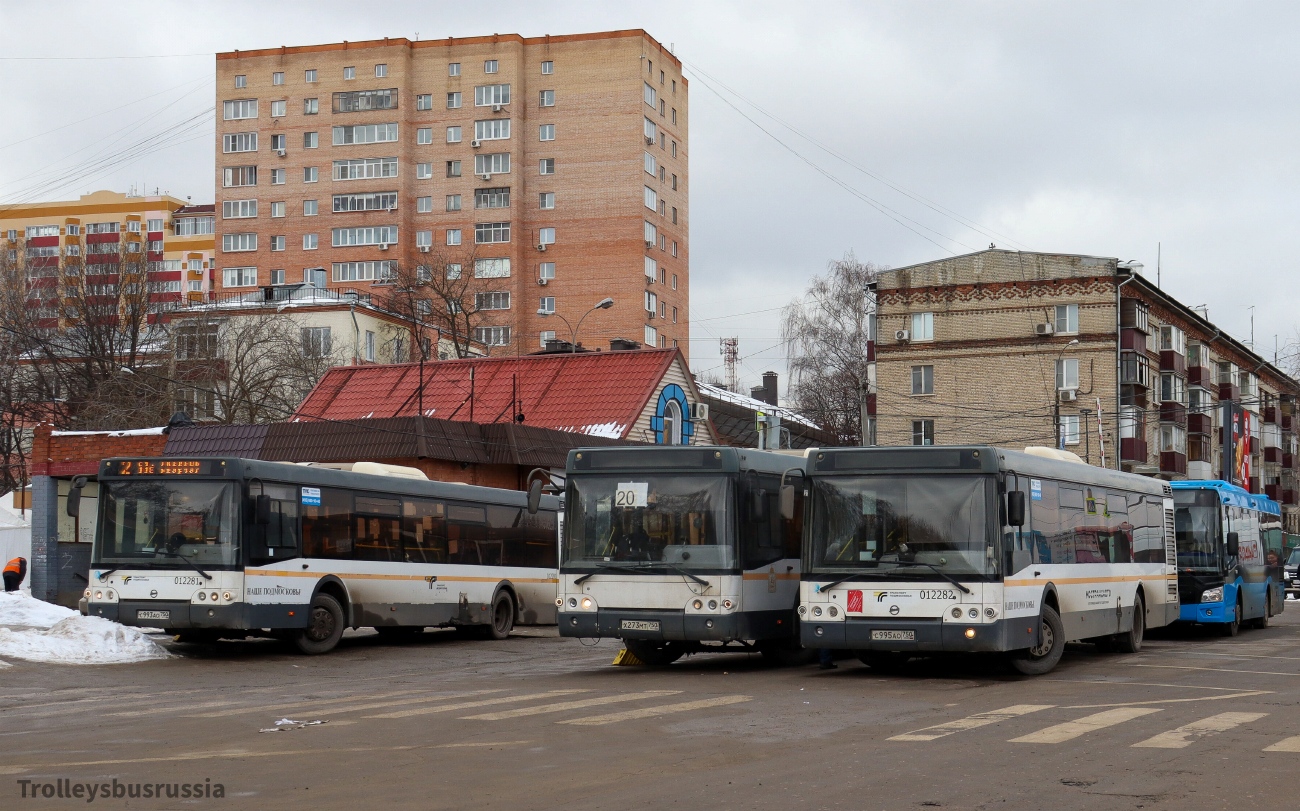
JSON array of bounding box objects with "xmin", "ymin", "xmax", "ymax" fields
[
  {"xmin": 889, "ymin": 705, "xmax": 1056, "ymax": 742},
  {"xmin": 186, "ymin": 689, "xmax": 499, "ymax": 718},
  {"xmin": 462, "ymin": 691, "xmax": 681, "ymax": 721},
  {"xmin": 558, "ymin": 695, "xmax": 753, "ymax": 726},
  {"xmin": 366, "ymin": 691, "xmax": 591, "ymax": 719},
  {"xmin": 1131, "ymin": 712, "xmax": 1268, "ymax": 749},
  {"xmin": 1010, "ymin": 708, "xmax": 1162, "ymax": 744},
  {"xmin": 1263, "ymin": 736, "xmax": 1300, "ymax": 752}
]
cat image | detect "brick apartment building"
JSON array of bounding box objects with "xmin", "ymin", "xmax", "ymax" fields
[
  {"xmin": 865, "ymin": 249, "xmax": 1300, "ymax": 530},
  {"xmin": 214, "ymin": 29, "xmax": 689, "ymax": 359}
]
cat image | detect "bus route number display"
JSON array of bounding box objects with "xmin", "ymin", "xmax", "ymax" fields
[
  {"xmin": 614, "ymin": 482, "xmax": 648, "ymax": 508},
  {"xmin": 113, "ymin": 459, "xmax": 220, "ymax": 476}
]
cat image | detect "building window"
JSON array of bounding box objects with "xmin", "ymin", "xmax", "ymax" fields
[
  {"xmin": 271, "ymin": 100, "xmax": 286, "ymax": 117},
  {"xmin": 672, "ymin": 173, "xmax": 678, "ymax": 191},
  {"xmin": 474, "ymin": 326, "xmax": 511, "ymax": 346},
  {"xmin": 304, "ymin": 166, "xmax": 318, "ymax": 182},
  {"xmin": 270, "ymin": 268, "xmax": 285, "ymax": 285},
  {"xmin": 446, "ymin": 160, "xmax": 461, "ymax": 178},
  {"xmin": 1161, "ymin": 372, "xmax": 1188, "ymax": 404},
  {"xmin": 645, "ymin": 291, "xmax": 658, "ymax": 313},
  {"xmin": 644, "ymin": 117, "xmax": 657, "ymax": 141},
  {"xmin": 644, "ymin": 186, "xmax": 658, "ymax": 211},
  {"xmin": 270, "ymin": 235, "xmax": 286, "ymax": 251},
  {"xmin": 304, "ymin": 98, "xmax": 319, "ymax": 115},
  {"xmin": 331, "ymin": 226, "xmax": 398, "ymax": 247},
  {"xmin": 343, "ymin": 66, "xmax": 356, "ymax": 80},
  {"xmin": 332, "ymin": 88, "xmax": 397, "ymax": 113},
  {"xmin": 332, "ymin": 261, "xmax": 394, "ymax": 283},
  {"xmin": 270, "ymin": 202, "xmax": 285, "ymax": 218},
  {"xmin": 539, "ymin": 262, "xmax": 555, "ymax": 281},
  {"xmin": 223, "ymin": 266, "xmax": 257, "ymax": 287},
  {"xmin": 364, "ymin": 330, "xmax": 376, "ymax": 361},
  {"xmin": 448, "ymin": 62, "xmax": 461, "ymax": 77},
  {"xmin": 644, "ymin": 151, "xmax": 656, "ymax": 176},
  {"xmin": 540, "ymin": 330, "xmax": 556, "ymax": 348},
  {"xmin": 332, "ymin": 191, "xmax": 397, "ymax": 212},
  {"xmin": 644, "ymin": 256, "xmax": 657, "ymax": 280},
  {"xmin": 222, "ymin": 99, "xmax": 257, "ymax": 120},
  {"xmin": 474, "ymin": 222, "xmax": 511, "ymax": 244},
  {"xmin": 541, "ymin": 60, "xmax": 553, "ymax": 75},
  {"xmin": 474, "ymin": 291, "xmax": 511, "ymax": 310},
  {"xmin": 222, "ymin": 199, "xmax": 258, "ymax": 219},
  {"xmin": 234, "ymin": 75, "xmax": 247, "ymax": 88},
  {"xmin": 672, "ymin": 307, "xmax": 678, "ymax": 323},
  {"xmin": 303, "ymin": 234, "xmax": 318, "ymax": 250},
  {"xmin": 272, "ymin": 72, "xmax": 284, "ymax": 86},
  {"xmin": 644, "ymin": 325, "xmax": 658, "ymax": 347},
  {"xmin": 447, "ymin": 92, "xmax": 462, "ymax": 109},
  {"xmin": 1159, "ymin": 324, "xmax": 1187, "ymax": 356},
  {"xmin": 416, "ymin": 94, "xmax": 432, "ymax": 110},
  {"xmin": 538, "ymin": 227, "xmax": 555, "ymax": 246},
  {"xmin": 672, "ymin": 274, "xmax": 678, "ymax": 290},
  {"xmin": 910, "ymin": 312, "xmax": 934, "ymax": 341},
  {"xmin": 332, "ymin": 123, "xmax": 399, "ymax": 145},
  {"xmin": 644, "ymin": 82, "xmax": 657, "ymax": 108},
  {"xmin": 416, "ymin": 196, "xmax": 433, "ymax": 213},
  {"xmin": 446, "ymin": 229, "xmax": 462, "ymax": 246},
  {"xmin": 474, "ymin": 258, "xmax": 510, "ymax": 278},
  {"xmin": 474, "ymin": 153, "xmax": 510, "ymax": 176},
  {"xmin": 484, "ymin": 59, "xmax": 498, "ymax": 74},
  {"xmin": 410, "ymin": 127, "xmax": 431, "ymax": 145},
  {"xmin": 302, "ymin": 327, "xmax": 332, "ymax": 358},
  {"xmin": 1059, "ymin": 415, "xmax": 1081, "ymax": 446},
  {"xmin": 672, "ymin": 141, "xmax": 677, "ymax": 158},
  {"xmin": 644, "ymin": 220, "xmax": 657, "ymax": 245},
  {"xmin": 447, "ymin": 126, "xmax": 462, "ymax": 143},
  {"xmin": 298, "ymin": 199, "xmax": 315, "ymax": 216},
  {"xmin": 474, "ymin": 84, "xmax": 511, "ymax": 106},
  {"xmin": 1055, "ymin": 303, "xmax": 1079, "ymax": 335},
  {"xmin": 304, "ymin": 69, "xmax": 317, "ymax": 83},
  {"xmin": 270, "ymin": 133, "xmax": 286, "ymax": 152},
  {"xmin": 412, "ymin": 230, "xmax": 432, "ymax": 248},
  {"xmin": 417, "ymin": 163, "xmax": 433, "ymax": 179},
  {"xmin": 911, "ymin": 365, "xmax": 934, "ymax": 396},
  {"xmin": 146, "ymin": 218, "xmax": 163, "ymax": 232},
  {"xmin": 474, "ymin": 119, "xmax": 511, "ymax": 141},
  {"xmin": 672, "ymin": 108, "xmax": 677, "ymax": 125},
  {"xmin": 540, "ymin": 124, "xmax": 555, "ymax": 141},
  {"xmin": 375, "ymin": 64, "xmax": 388, "ymax": 78},
  {"xmin": 270, "ymin": 168, "xmax": 285, "ymax": 184},
  {"xmin": 303, "ymin": 131, "xmax": 318, "ymax": 149},
  {"xmin": 446, "ymin": 194, "xmax": 462, "ymax": 212},
  {"xmin": 221, "ymin": 233, "xmax": 257, "ymax": 252},
  {"xmin": 1161, "ymin": 424, "xmax": 1188, "ymax": 455},
  {"xmin": 912, "ymin": 420, "xmax": 935, "ymax": 446},
  {"xmin": 539, "ymin": 192, "xmax": 555, "ymax": 210},
  {"xmin": 671, "ymin": 207, "xmax": 677, "ymax": 224},
  {"xmin": 1056, "ymin": 358, "xmax": 1079, "ymax": 390},
  {"xmin": 539, "ymin": 158, "xmax": 555, "ymax": 175},
  {"xmin": 539, "ymin": 90, "xmax": 555, "ymax": 107}
]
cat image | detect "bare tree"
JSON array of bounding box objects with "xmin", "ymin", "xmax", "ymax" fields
[
  {"xmin": 781, "ymin": 252, "xmax": 883, "ymax": 445},
  {"xmin": 379, "ymin": 248, "xmax": 503, "ymax": 359}
]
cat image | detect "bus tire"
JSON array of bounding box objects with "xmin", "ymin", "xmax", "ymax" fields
[
  {"xmin": 1252, "ymin": 592, "xmax": 1272, "ymax": 630},
  {"xmin": 1011, "ymin": 605, "xmax": 1065, "ymax": 676},
  {"xmin": 1113, "ymin": 595, "xmax": 1145, "ymax": 654},
  {"xmin": 623, "ymin": 638, "xmax": 685, "ymax": 666},
  {"xmin": 1221, "ymin": 597, "xmax": 1242, "ymax": 637},
  {"xmin": 485, "ymin": 591, "xmax": 515, "ymax": 640},
  {"xmin": 293, "ymin": 593, "xmax": 345, "ymax": 655}
]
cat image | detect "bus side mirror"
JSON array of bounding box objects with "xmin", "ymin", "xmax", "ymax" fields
[
  {"xmin": 66, "ymin": 476, "xmax": 88, "ymax": 518},
  {"xmin": 1227, "ymin": 531, "xmax": 1240, "ymax": 557},
  {"xmin": 749, "ymin": 490, "xmax": 769, "ymax": 523},
  {"xmin": 779, "ymin": 485, "xmax": 796, "ymax": 521},
  {"xmin": 1007, "ymin": 491, "xmax": 1026, "ymax": 527},
  {"xmin": 254, "ymin": 494, "xmax": 272, "ymax": 525},
  {"xmin": 526, "ymin": 479, "xmax": 543, "ymax": 515}
]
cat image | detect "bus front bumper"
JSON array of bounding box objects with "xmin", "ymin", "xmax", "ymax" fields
[
  {"xmin": 801, "ymin": 617, "xmax": 1031, "ymax": 654},
  {"xmin": 1179, "ymin": 601, "xmax": 1229, "ymax": 623},
  {"xmin": 559, "ymin": 609, "xmax": 788, "ymax": 643},
  {"xmin": 87, "ymin": 601, "xmax": 309, "ymax": 630}
]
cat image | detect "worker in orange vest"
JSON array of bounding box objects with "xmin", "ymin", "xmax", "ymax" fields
[{"xmin": 3, "ymin": 557, "xmax": 26, "ymax": 592}]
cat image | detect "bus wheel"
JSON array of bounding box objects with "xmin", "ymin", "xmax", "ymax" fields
[
  {"xmin": 294, "ymin": 593, "xmax": 345, "ymax": 655},
  {"xmin": 1252, "ymin": 593, "xmax": 1272, "ymax": 630},
  {"xmin": 856, "ymin": 651, "xmax": 910, "ymax": 672},
  {"xmin": 1221, "ymin": 598, "xmax": 1242, "ymax": 637},
  {"xmin": 1011, "ymin": 605, "xmax": 1065, "ymax": 676},
  {"xmin": 1114, "ymin": 595, "xmax": 1145, "ymax": 654},
  {"xmin": 485, "ymin": 591, "xmax": 515, "ymax": 640},
  {"xmin": 623, "ymin": 638, "xmax": 685, "ymax": 666}
]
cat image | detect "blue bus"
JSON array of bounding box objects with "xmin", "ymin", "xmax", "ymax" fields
[{"xmin": 1172, "ymin": 481, "xmax": 1285, "ymax": 635}]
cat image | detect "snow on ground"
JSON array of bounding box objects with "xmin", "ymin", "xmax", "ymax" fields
[{"xmin": 0, "ymin": 592, "xmax": 169, "ymax": 665}]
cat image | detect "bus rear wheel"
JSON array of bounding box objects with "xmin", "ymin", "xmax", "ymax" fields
[
  {"xmin": 293, "ymin": 593, "xmax": 345, "ymax": 655},
  {"xmin": 1011, "ymin": 605, "xmax": 1065, "ymax": 676},
  {"xmin": 1251, "ymin": 593, "xmax": 1272, "ymax": 630},
  {"xmin": 1221, "ymin": 597, "xmax": 1242, "ymax": 637},
  {"xmin": 1113, "ymin": 595, "xmax": 1145, "ymax": 654},
  {"xmin": 623, "ymin": 638, "xmax": 685, "ymax": 666},
  {"xmin": 485, "ymin": 591, "xmax": 516, "ymax": 640}
]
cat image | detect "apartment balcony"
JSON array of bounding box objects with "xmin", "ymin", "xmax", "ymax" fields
[
  {"xmin": 865, "ymin": 393, "xmax": 877, "ymax": 416},
  {"xmin": 1120, "ymin": 353, "xmax": 1152, "ymax": 389},
  {"xmin": 1120, "ymin": 328, "xmax": 1148, "ymax": 354},
  {"xmin": 1219, "ymin": 382, "xmax": 1240, "ymax": 401},
  {"xmin": 1285, "ymin": 453, "xmax": 1296, "ymax": 469},
  {"xmin": 1266, "ymin": 484, "xmax": 1281, "ymax": 502},
  {"xmin": 1265, "ymin": 405, "xmax": 1280, "ymax": 425},
  {"xmin": 1285, "ymin": 490, "xmax": 1298, "ymax": 505},
  {"xmin": 1160, "ymin": 451, "xmax": 1188, "ymax": 476},
  {"xmin": 866, "ymin": 340, "xmax": 875, "ymax": 363},
  {"xmin": 1160, "ymin": 402, "xmax": 1188, "ymax": 427},
  {"xmin": 1283, "ymin": 415, "xmax": 1294, "ymax": 431},
  {"xmin": 1250, "ymin": 477, "xmax": 1261, "ymax": 494},
  {"xmin": 1160, "ymin": 351, "xmax": 1187, "ymax": 375},
  {"xmin": 1187, "ymin": 364, "xmax": 1212, "ymax": 387},
  {"xmin": 1188, "ymin": 460, "xmax": 1215, "ymax": 481},
  {"xmin": 1121, "ymin": 437, "xmax": 1149, "ymax": 463},
  {"xmin": 1265, "ymin": 447, "xmax": 1283, "ymax": 464},
  {"xmin": 1187, "ymin": 412, "xmax": 1213, "ymax": 435}
]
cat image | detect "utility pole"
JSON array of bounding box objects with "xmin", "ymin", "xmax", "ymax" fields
[
  {"xmin": 720, "ymin": 337, "xmax": 739, "ymax": 392},
  {"xmin": 1079, "ymin": 408, "xmax": 1093, "ymax": 464}
]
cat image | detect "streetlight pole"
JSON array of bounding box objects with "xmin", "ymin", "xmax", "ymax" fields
[
  {"xmin": 538, "ymin": 297, "xmax": 614, "ymax": 353},
  {"xmin": 1054, "ymin": 338, "xmax": 1080, "ymax": 449}
]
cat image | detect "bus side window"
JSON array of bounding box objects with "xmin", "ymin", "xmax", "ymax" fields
[
  {"xmin": 742, "ymin": 475, "xmax": 785, "ymax": 570},
  {"xmin": 354, "ymin": 495, "xmax": 402, "ymax": 562},
  {"xmin": 1105, "ymin": 491, "xmax": 1132, "ymax": 563},
  {"xmin": 1132, "ymin": 495, "xmax": 1164, "ymax": 563},
  {"xmin": 302, "ymin": 487, "xmax": 354, "ymax": 559},
  {"xmin": 491, "ymin": 507, "xmax": 557, "ymax": 568},
  {"xmin": 1029, "ymin": 480, "xmax": 1061, "ymax": 565},
  {"xmin": 402, "ymin": 499, "xmax": 447, "ymax": 563},
  {"xmin": 447, "ymin": 503, "xmax": 487, "ymax": 565}
]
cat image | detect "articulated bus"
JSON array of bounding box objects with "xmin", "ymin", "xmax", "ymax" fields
[
  {"xmin": 798, "ymin": 446, "xmax": 1179, "ymax": 675},
  {"xmin": 79, "ymin": 457, "xmax": 562, "ymax": 654},
  {"xmin": 557, "ymin": 446, "xmax": 808, "ymax": 665},
  {"xmin": 1172, "ymin": 481, "xmax": 1285, "ymax": 634}
]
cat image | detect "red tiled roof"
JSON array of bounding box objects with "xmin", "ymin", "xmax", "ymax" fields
[
  {"xmin": 173, "ymin": 204, "xmax": 215, "ymax": 215},
  {"xmin": 293, "ymin": 349, "xmax": 682, "ymax": 439}
]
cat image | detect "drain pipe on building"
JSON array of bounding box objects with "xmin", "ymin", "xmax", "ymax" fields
[{"xmin": 1115, "ymin": 262, "xmax": 1141, "ymax": 471}]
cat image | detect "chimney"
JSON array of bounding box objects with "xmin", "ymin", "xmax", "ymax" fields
[
  {"xmin": 762, "ymin": 372, "xmax": 779, "ymax": 406},
  {"xmin": 609, "ymin": 338, "xmax": 641, "ymax": 351}
]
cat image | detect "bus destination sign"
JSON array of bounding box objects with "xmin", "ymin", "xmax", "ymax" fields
[{"xmin": 105, "ymin": 459, "xmax": 225, "ymax": 477}]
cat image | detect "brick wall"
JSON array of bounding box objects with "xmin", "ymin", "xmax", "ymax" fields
[{"xmin": 30, "ymin": 424, "xmax": 168, "ymax": 477}]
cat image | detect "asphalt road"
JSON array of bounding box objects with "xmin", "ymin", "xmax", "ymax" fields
[{"xmin": 4, "ymin": 609, "xmax": 1300, "ymax": 811}]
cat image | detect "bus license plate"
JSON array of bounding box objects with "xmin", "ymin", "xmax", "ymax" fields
[
  {"xmin": 871, "ymin": 629, "xmax": 915, "ymax": 641},
  {"xmin": 621, "ymin": 620, "xmax": 660, "ymax": 632},
  {"xmin": 137, "ymin": 610, "xmax": 170, "ymax": 621}
]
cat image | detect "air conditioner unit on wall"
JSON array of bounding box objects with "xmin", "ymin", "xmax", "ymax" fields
[
  {"xmin": 471, "ymin": 139, "xmax": 481, "ymax": 148},
  {"xmin": 492, "ymin": 104, "xmax": 504, "ymax": 112},
  {"xmin": 379, "ymin": 244, "xmax": 389, "ymax": 251},
  {"xmin": 275, "ymin": 149, "xmax": 286, "ymax": 157},
  {"xmin": 419, "ymin": 245, "xmax": 430, "ymax": 253},
  {"xmin": 480, "ymin": 173, "xmax": 492, "ymax": 181},
  {"xmin": 895, "ymin": 329, "xmax": 910, "ymax": 342},
  {"xmin": 1035, "ymin": 323, "xmax": 1054, "ymax": 336},
  {"xmin": 645, "ymin": 136, "xmax": 655, "ymax": 145},
  {"xmin": 537, "ymin": 277, "xmax": 548, "ymax": 285},
  {"xmin": 1059, "ymin": 389, "xmax": 1078, "ymax": 402},
  {"xmin": 537, "ymin": 243, "xmax": 547, "ymax": 252},
  {"xmin": 692, "ymin": 402, "xmax": 709, "ymax": 420}
]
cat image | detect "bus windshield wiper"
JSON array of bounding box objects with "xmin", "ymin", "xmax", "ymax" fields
[
  {"xmin": 876, "ymin": 559, "xmax": 973, "ymax": 594},
  {"xmin": 572, "ymin": 562, "xmax": 711, "ymax": 590},
  {"xmin": 95, "ymin": 568, "xmax": 118, "ymax": 581},
  {"xmin": 161, "ymin": 550, "xmax": 213, "ymax": 581},
  {"xmin": 814, "ymin": 572, "xmax": 889, "ymax": 592},
  {"xmin": 572, "ymin": 563, "xmax": 647, "ymax": 585}
]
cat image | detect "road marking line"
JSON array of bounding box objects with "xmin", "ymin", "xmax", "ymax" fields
[
  {"xmin": 0, "ymin": 742, "xmax": 534, "ymax": 776},
  {"xmin": 185, "ymin": 689, "xmax": 492, "ymax": 718},
  {"xmin": 559, "ymin": 695, "xmax": 753, "ymax": 726},
  {"xmin": 1167, "ymin": 651, "xmax": 1300, "ymax": 662},
  {"xmin": 1264, "ymin": 736, "xmax": 1300, "ymax": 752},
  {"xmin": 367, "ymin": 691, "xmax": 591, "ymax": 719},
  {"xmin": 1045, "ymin": 679, "xmax": 1260, "ymax": 691},
  {"xmin": 462, "ymin": 691, "xmax": 681, "ymax": 721},
  {"xmin": 1010, "ymin": 708, "xmax": 1162, "ymax": 744},
  {"xmin": 889, "ymin": 705, "xmax": 1056, "ymax": 742},
  {"xmin": 276, "ymin": 690, "xmax": 506, "ymax": 717},
  {"xmin": 1065, "ymin": 690, "xmax": 1272, "ymax": 709},
  {"xmin": 1131, "ymin": 712, "xmax": 1268, "ymax": 749},
  {"xmin": 1135, "ymin": 664, "xmax": 1300, "ymax": 678}
]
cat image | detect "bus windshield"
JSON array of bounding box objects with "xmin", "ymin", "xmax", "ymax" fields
[
  {"xmin": 564, "ymin": 474, "xmax": 733, "ymax": 570},
  {"xmin": 95, "ymin": 480, "xmax": 239, "ymax": 568},
  {"xmin": 1173, "ymin": 489, "xmax": 1221, "ymax": 571},
  {"xmin": 810, "ymin": 475, "xmax": 994, "ymax": 576}
]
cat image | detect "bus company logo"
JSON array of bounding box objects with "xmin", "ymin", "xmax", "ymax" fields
[
  {"xmin": 122, "ymin": 576, "xmax": 132, "ymax": 584},
  {"xmin": 875, "ymin": 591, "xmax": 888, "ymax": 602},
  {"xmin": 889, "ymin": 604, "xmax": 900, "ymax": 615},
  {"xmin": 149, "ymin": 590, "xmax": 158, "ymax": 598},
  {"xmin": 846, "ymin": 590, "xmax": 863, "ymax": 612}
]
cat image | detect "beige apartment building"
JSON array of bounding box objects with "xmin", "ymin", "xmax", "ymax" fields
[
  {"xmin": 214, "ymin": 30, "xmax": 689, "ymax": 358},
  {"xmin": 868, "ymin": 249, "xmax": 1300, "ymax": 529}
]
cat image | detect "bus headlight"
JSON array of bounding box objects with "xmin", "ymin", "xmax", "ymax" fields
[
  {"xmin": 812, "ymin": 606, "xmax": 823, "ymax": 617},
  {"xmin": 722, "ymin": 599, "xmax": 733, "ymax": 610},
  {"xmin": 556, "ymin": 598, "xmax": 564, "ymax": 607},
  {"xmin": 951, "ymin": 607, "xmax": 963, "ymax": 618},
  {"xmin": 580, "ymin": 597, "xmax": 593, "ymax": 610},
  {"xmin": 708, "ymin": 600, "xmax": 718, "ymax": 610},
  {"xmin": 968, "ymin": 608, "xmax": 979, "ymax": 619},
  {"xmin": 210, "ymin": 592, "xmax": 219, "ymax": 602},
  {"xmin": 828, "ymin": 606, "xmax": 838, "ymax": 617},
  {"xmin": 985, "ymin": 607, "xmax": 997, "ymax": 619},
  {"xmin": 692, "ymin": 599, "xmax": 704, "ymax": 610},
  {"xmin": 222, "ymin": 592, "xmax": 232, "ymax": 601},
  {"xmin": 94, "ymin": 591, "xmax": 103, "ymax": 600},
  {"xmin": 197, "ymin": 592, "xmax": 206, "ymax": 601},
  {"xmin": 84, "ymin": 589, "xmax": 91, "ymax": 599},
  {"xmin": 568, "ymin": 597, "xmax": 577, "ymax": 608},
  {"xmin": 964, "ymin": 628, "xmax": 976, "ymax": 639},
  {"xmin": 798, "ymin": 605, "xmax": 807, "ymax": 616},
  {"xmin": 1201, "ymin": 587, "xmax": 1224, "ymax": 603}
]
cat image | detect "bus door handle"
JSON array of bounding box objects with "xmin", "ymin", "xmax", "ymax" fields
[
  {"xmin": 302, "ymin": 564, "xmax": 309, "ymax": 570},
  {"xmin": 1033, "ymin": 571, "xmax": 1041, "ymax": 577}
]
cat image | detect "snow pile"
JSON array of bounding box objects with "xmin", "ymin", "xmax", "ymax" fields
[{"xmin": 0, "ymin": 592, "xmax": 169, "ymax": 665}]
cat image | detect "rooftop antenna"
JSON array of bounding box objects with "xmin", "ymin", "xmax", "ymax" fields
[
  {"xmin": 1157, "ymin": 242, "xmax": 1161, "ymax": 288},
  {"xmin": 1249, "ymin": 305, "xmax": 1256, "ymax": 350}
]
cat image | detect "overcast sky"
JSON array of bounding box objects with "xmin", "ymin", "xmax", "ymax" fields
[{"xmin": 1, "ymin": 1, "xmax": 1295, "ymax": 394}]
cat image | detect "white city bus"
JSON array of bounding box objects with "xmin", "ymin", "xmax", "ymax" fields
[
  {"xmin": 79, "ymin": 457, "xmax": 561, "ymax": 654},
  {"xmin": 558, "ymin": 446, "xmax": 809, "ymax": 665},
  {"xmin": 797, "ymin": 446, "xmax": 1178, "ymax": 675}
]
